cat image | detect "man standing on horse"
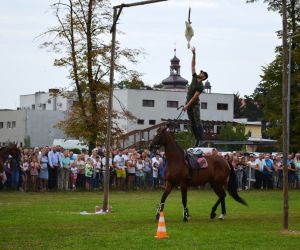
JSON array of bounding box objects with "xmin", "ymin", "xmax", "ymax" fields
[{"xmin": 183, "ymin": 47, "xmax": 208, "ymax": 148}]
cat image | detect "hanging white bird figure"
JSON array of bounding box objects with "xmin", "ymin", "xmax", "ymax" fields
[
  {"xmin": 185, "ymin": 21, "xmax": 194, "ymax": 49},
  {"xmin": 185, "ymin": 5, "xmax": 194, "ymax": 48}
]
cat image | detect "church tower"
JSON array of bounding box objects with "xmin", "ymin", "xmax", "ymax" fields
[{"xmin": 161, "ymin": 49, "xmax": 188, "ymax": 89}]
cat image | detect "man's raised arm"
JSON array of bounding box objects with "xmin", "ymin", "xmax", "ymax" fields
[{"xmin": 191, "ymin": 47, "xmax": 196, "ymax": 75}]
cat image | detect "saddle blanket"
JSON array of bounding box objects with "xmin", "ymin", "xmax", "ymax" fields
[{"xmin": 185, "ymin": 151, "xmax": 208, "ymax": 170}]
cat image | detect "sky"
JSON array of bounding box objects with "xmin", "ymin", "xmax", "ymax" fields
[{"xmin": 0, "ymin": 0, "xmax": 282, "ymax": 109}]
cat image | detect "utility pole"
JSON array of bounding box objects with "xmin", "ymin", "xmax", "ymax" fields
[{"xmin": 102, "ymin": 0, "xmax": 168, "ymax": 212}]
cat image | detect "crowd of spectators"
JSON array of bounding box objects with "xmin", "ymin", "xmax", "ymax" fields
[
  {"xmin": 226, "ymin": 151, "xmax": 300, "ymax": 190},
  {"xmin": 1, "ymin": 146, "xmax": 166, "ymax": 192},
  {"xmin": 1, "ymin": 145, "xmax": 300, "ymax": 192}
]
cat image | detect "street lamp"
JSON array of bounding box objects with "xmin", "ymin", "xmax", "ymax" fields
[
  {"xmin": 287, "ymin": 33, "xmax": 300, "ymax": 154},
  {"xmin": 103, "ymin": 0, "xmax": 168, "ymax": 212}
]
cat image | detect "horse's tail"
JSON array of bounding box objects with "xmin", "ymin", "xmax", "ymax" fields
[{"xmin": 227, "ymin": 161, "xmax": 248, "ymax": 206}]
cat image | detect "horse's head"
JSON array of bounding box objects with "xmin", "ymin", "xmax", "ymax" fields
[
  {"xmin": 7, "ymin": 144, "xmax": 22, "ymax": 162},
  {"xmin": 150, "ymin": 125, "xmax": 173, "ymax": 151}
]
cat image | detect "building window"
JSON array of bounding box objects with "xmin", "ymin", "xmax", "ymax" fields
[
  {"xmin": 48, "ymin": 99, "xmax": 52, "ymax": 104},
  {"xmin": 167, "ymin": 101, "xmax": 178, "ymax": 108},
  {"xmin": 142, "ymin": 100, "xmax": 154, "ymax": 107},
  {"xmin": 7, "ymin": 121, "xmax": 11, "ymax": 129},
  {"xmin": 12, "ymin": 121, "xmax": 16, "ymax": 128},
  {"xmin": 32, "ymin": 104, "xmax": 35, "ymax": 110},
  {"xmin": 0, "ymin": 122, "xmax": 3, "ymax": 129},
  {"xmin": 149, "ymin": 120, "xmax": 156, "ymax": 125},
  {"xmin": 217, "ymin": 103, "xmax": 228, "ymax": 110},
  {"xmin": 137, "ymin": 119, "xmax": 144, "ymax": 125},
  {"xmin": 201, "ymin": 102, "xmax": 208, "ymax": 109}
]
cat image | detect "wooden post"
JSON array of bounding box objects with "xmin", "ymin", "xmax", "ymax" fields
[
  {"xmin": 281, "ymin": 0, "xmax": 289, "ymax": 230},
  {"xmin": 103, "ymin": 7, "xmax": 117, "ymax": 212},
  {"xmin": 102, "ymin": 0, "xmax": 168, "ymax": 212}
]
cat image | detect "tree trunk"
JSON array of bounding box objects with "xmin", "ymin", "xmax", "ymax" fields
[{"xmin": 69, "ymin": 0, "xmax": 87, "ymax": 119}]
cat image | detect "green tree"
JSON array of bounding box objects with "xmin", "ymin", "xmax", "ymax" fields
[
  {"xmin": 219, "ymin": 123, "xmax": 248, "ymax": 151},
  {"xmin": 233, "ymin": 92, "xmax": 243, "ymax": 119},
  {"xmin": 247, "ymin": 0, "xmax": 300, "ymax": 152},
  {"xmin": 39, "ymin": 0, "xmax": 140, "ymax": 150},
  {"xmin": 175, "ymin": 129, "xmax": 194, "ymax": 149},
  {"xmin": 116, "ymin": 73, "xmax": 152, "ymax": 90},
  {"xmin": 241, "ymin": 95, "xmax": 263, "ymax": 121}
]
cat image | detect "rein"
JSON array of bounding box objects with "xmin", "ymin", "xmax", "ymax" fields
[{"xmin": 175, "ymin": 105, "xmax": 184, "ymax": 120}]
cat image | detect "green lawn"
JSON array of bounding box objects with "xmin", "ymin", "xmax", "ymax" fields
[{"xmin": 0, "ymin": 190, "xmax": 300, "ymax": 250}]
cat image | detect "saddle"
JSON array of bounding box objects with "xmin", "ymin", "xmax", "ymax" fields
[{"xmin": 185, "ymin": 150, "xmax": 208, "ymax": 170}]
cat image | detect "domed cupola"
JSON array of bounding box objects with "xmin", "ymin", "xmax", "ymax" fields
[{"xmin": 162, "ymin": 49, "xmax": 188, "ymax": 89}]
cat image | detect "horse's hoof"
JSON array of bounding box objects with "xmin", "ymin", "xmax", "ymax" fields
[
  {"xmin": 218, "ymin": 214, "xmax": 225, "ymax": 220},
  {"xmin": 210, "ymin": 212, "xmax": 216, "ymax": 219}
]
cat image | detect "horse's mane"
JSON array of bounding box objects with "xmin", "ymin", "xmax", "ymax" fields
[{"xmin": 174, "ymin": 140, "xmax": 185, "ymax": 154}]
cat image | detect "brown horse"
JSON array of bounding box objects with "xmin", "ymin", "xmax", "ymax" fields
[{"xmin": 150, "ymin": 126, "xmax": 247, "ymax": 222}]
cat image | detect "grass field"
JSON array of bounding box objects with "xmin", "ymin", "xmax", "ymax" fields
[{"xmin": 0, "ymin": 190, "xmax": 300, "ymax": 250}]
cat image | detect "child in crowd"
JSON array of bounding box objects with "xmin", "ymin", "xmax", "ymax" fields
[
  {"xmin": 76, "ymin": 154, "xmax": 86, "ymax": 189},
  {"xmin": 135, "ymin": 157, "xmax": 145, "ymax": 189},
  {"xmin": 30, "ymin": 156, "xmax": 40, "ymax": 192},
  {"xmin": 70, "ymin": 162, "xmax": 79, "ymax": 190},
  {"xmin": 21, "ymin": 156, "xmax": 30, "ymax": 191},
  {"xmin": 85, "ymin": 158, "xmax": 93, "ymax": 190},
  {"xmin": 152, "ymin": 162, "xmax": 159, "ymax": 189},
  {"xmin": 143, "ymin": 156, "xmax": 152, "ymax": 189},
  {"xmin": 126, "ymin": 154, "xmax": 136, "ymax": 190},
  {"xmin": 92, "ymin": 155, "xmax": 102, "ymax": 190}
]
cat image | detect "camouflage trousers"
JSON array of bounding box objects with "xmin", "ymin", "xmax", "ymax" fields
[{"xmin": 187, "ymin": 104, "xmax": 201, "ymax": 128}]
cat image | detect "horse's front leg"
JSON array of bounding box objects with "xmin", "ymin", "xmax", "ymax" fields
[
  {"xmin": 181, "ymin": 183, "xmax": 189, "ymax": 222},
  {"xmin": 156, "ymin": 181, "xmax": 173, "ymax": 221}
]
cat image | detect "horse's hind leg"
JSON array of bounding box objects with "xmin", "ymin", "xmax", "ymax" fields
[
  {"xmin": 180, "ymin": 183, "xmax": 189, "ymax": 222},
  {"xmin": 156, "ymin": 181, "xmax": 173, "ymax": 220},
  {"xmin": 210, "ymin": 183, "xmax": 226, "ymax": 220},
  {"xmin": 210, "ymin": 198, "xmax": 221, "ymax": 219},
  {"xmin": 219, "ymin": 197, "xmax": 226, "ymax": 220}
]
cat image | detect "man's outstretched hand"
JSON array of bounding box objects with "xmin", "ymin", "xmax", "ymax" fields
[{"xmin": 191, "ymin": 47, "xmax": 196, "ymax": 54}]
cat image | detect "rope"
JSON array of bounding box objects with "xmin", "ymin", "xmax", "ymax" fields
[{"xmin": 188, "ymin": 0, "xmax": 191, "ymax": 24}]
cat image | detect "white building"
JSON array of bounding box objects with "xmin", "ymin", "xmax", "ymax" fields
[
  {"xmin": 113, "ymin": 88, "xmax": 234, "ymax": 133},
  {"xmin": 20, "ymin": 89, "xmax": 73, "ymax": 111},
  {"xmin": 0, "ymin": 109, "xmax": 65, "ymax": 147}
]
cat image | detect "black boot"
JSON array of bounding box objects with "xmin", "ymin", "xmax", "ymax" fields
[
  {"xmin": 191, "ymin": 125, "xmax": 199, "ymax": 148},
  {"xmin": 193, "ymin": 139, "xmax": 200, "ymax": 148},
  {"xmin": 194, "ymin": 124, "xmax": 204, "ymax": 147}
]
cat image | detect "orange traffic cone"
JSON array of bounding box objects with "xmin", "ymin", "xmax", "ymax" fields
[{"xmin": 155, "ymin": 211, "xmax": 169, "ymax": 239}]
